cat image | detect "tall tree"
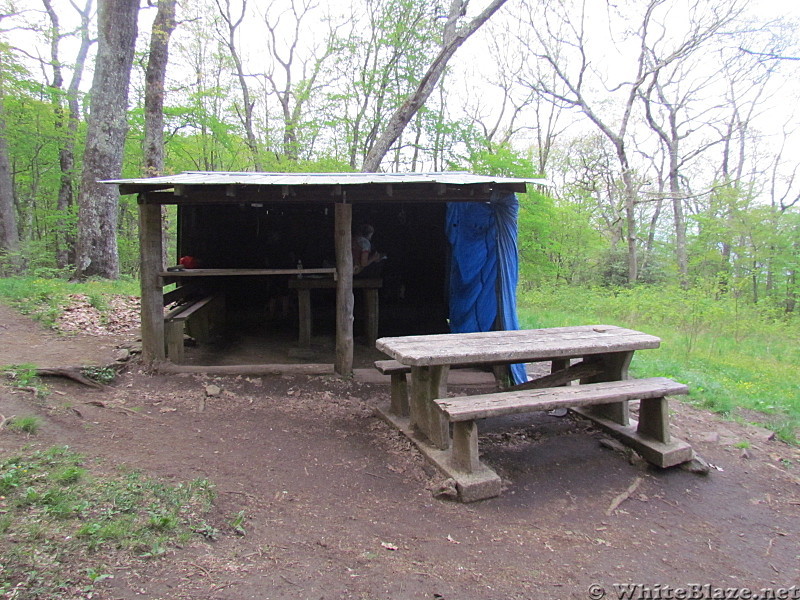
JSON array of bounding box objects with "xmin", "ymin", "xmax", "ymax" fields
[
  {"xmin": 144, "ymin": 0, "xmax": 178, "ymax": 177},
  {"xmin": 361, "ymin": 0, "xmax": 509, "ymax": 172},
  {"xmin": 519, "ymin": 0, "xmax": 742, "ymax": 283},
  {"xmin": 144, "ymin": 0, "xmax": 178, "ymax": 269},
  {"xmin": 43, "ymin": 0, "xmax": 94, "ymax": 269},
  {"xmin": 73, "ymin": 0, "xmax": 139, "ymax": 280},
  {"xmin": 262, "ymin": 0, "xmax": 338, "ymax": 162},
  {"xmin": 325, "ymin": 0, "xmax": 440, "ymax": 169},
  {"xmin": 216, "ymin": 0, "xmax": 263, "ymax": 169},
  {"xmin": 0, "ymin": 99, "xmax": 18, "ymax": 268},
  {"xmin": 0, "ymin": 12, "xmax": 20, "ymax": 268}
]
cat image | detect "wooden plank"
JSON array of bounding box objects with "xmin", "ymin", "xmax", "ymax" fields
[
  {"xmin": 374, "ymin": 359, "xmax": 411, "ymax": 375},
  {"xmin": 156, "ymin": 363, "xmax": 336, "ymax": 376},
  {"xmin": 163, "ymin": 284, "xmax": 199, "ymax": 306},
  {"xmin": 139, "ymin": 200, "xmax": 166, "ymax": 364},
  {"xmin": 508, "ymin": 360, "xmax": 604, "ymax": 391},
  {"xmin": 159, "ymin": 268, "xmax": 337, "ymax": 277},
  {"xmin": 164, "ymin": 319, "xmax": 185, "ymax": 363},
  {"xmin": 131, "ymin": 183, "xmax": 500, "ymax": 205},
  {"xmin": 435, "ymin": 378, "xmax": 688, "ymax": 422},
  {"xmin": 376, "ymin": 325, "xmax": 660, "ymax": 367},
  {"xmin": 334, "ymin": 202, "xmax": 353, "ymax": 376},
  {"xmin": 169, "ymin": 295, "xmax": 216, "ymax": 321}
]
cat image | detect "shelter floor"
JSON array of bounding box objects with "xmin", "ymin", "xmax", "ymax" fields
[
  {"xmin": 181, "ymin": 296, "xmax": 448, "ymax": 368},
  {"xmin": 181, "ymin": 310, "xmax": 387, "ymax": 368}
]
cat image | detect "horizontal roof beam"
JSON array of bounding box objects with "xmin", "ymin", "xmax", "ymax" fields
[{"xmin": 137, "ymin": 182, "xmax": 527, "ymax": 205}]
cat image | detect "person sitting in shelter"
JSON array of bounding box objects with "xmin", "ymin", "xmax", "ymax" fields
[{"xmin": 352, "ymin": 223, "xmax": 386, "ymax": 278}]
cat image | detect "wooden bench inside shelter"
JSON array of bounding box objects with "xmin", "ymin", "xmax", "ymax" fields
[{"xmin": 163, "ymin": 284, "xmax": 225, "ymax": 363}]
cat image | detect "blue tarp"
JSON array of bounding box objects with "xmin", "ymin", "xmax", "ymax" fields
[{"xmin": 446, "ymin": 192, "xmax": 527, "ymax": 385}]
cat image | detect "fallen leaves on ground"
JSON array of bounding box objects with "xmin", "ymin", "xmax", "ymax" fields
[{"xmin": 54, "ymin": 294, "xmax": 140, "ymax": 336}]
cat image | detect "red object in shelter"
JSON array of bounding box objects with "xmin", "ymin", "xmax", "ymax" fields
[{"xmin": 179, "ymin": 255, "xmax": 200, "ymax": 269}]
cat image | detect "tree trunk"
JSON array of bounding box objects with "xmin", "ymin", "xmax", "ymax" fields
[
  {"xmin": 145, "ymin": 0, "xmax": 177, "ymax": 270},
  {"xmin": 73, "ymin": 0, "xmax": 139, "ymax": 280},
  {"xmin": 621, "ymin": 167, "xmax": 638, "ymax": 284},
  {"xmin": 217, "ymin": 0, "xmax": 263, "ymax": 170},
  {"xmin": 361, "ymin": 0, "xmax": 508, "ymax": 172},
  {"xmin": 144, "ymin": 0, "xmax": 177, "ymax": 178},
  {"xmin": 44, "ymin": 0, "xmax": 93, "ymax": 270},
  {"xmin": 0, "ymin": 104, "xmax": 20, "ymax": 270}
]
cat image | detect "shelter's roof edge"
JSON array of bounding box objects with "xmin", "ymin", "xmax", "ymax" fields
[{"xmin": 103, "ymin": 170, "xmax": 550, "ymax": 188}]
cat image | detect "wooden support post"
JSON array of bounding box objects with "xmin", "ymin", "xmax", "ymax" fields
[
  {"xmin": 551, "ymin": 358, "xmax": 569, "ymax": 381},
  {"xmin": 451, "ymin": 420, "xmax": 480, "ymax": 473},
  {"xmin": 165, "ymin": 320, "xmax": 185, "ymax": 363},
  {"xmin": 297, "ymin": 288, "xmax": 312, "ymax": 346},
  {"xmin": 428, "ymin": 365, "xmax": 449, "ymax": 449},
  {"xmin": 139, "ymin": 197, "xmax": 165, "ymax": 365},
  {"xmin": 408, "ymin": 366, "xmax": 426, "ymax": 434},
  {"xmin": 637, "ymin": 396, "xmax": 671, "ymax": 443},
  {"xmin": 334, "ymin": 202, "xmax": 353, "ymax": 376},
  {"xmin": 363, "ymin": 287, "xmax": 379, "ymax": 347},
  {"xmin": 409, "ymin": 365, "xmax": 449, "ymax": 450},
  {"xmin": 583, "ymin": 351, "xmax": 633, "ymax": 426},
  {"xmin": 390, "ymin": 372, "xmax": 409, "ymax": 417}
]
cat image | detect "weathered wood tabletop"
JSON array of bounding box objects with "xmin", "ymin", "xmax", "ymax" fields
[{"xmin": 375, "ymin": 324, "xmax": 661, "ymax": 367}]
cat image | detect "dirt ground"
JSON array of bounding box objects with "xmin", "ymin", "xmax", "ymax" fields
[{"xmin": 0, "ymin": 302, "xmax": 798, "ymax": 600}]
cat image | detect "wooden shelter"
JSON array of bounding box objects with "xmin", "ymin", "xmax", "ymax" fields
[{"xmin": 108, "ymin": 171, "xmax": 545, "ymax": 376}]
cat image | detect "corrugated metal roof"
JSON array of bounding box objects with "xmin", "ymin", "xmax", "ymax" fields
[{"xmin": 104, "ymin": 170, "xmax": 550, "ymax": 188}]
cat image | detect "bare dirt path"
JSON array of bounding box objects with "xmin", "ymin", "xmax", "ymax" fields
[{"xmin": 0, "ymin": 301, "xmax": 798, "ymax": 600}]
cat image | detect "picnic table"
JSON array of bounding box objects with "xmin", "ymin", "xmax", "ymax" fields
[
  {"xmin": 288, "ymin": 276, "xmax": 382, "ymax": 347},
  {"xmin": 375, "ymin": 325, "xmax": 693, "ymax": 501}
]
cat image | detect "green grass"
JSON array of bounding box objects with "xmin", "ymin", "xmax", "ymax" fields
[
  {"xmin": 0, "ymin": 276, "xmax": 139, "ymax": 328},
  {"xmin": 6, "ymin": 415, "xmax": 42, "ymax": 434},
  {"xmin": 0, "ymin": 446, "xmax": 217, "ymax": 598},
  {"xmin": 518, "ymin": 285, "xmax": 800, "ymax": 443},
  {"xmin": 1, "ymin": 364, "xmax": 48, "ymax": 397}
]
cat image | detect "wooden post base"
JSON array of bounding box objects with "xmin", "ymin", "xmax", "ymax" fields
[
  {"xmin": 376, "ymin": 404, "xmax": 502, "ymax": 502},
  {"xmin": 572, "ymin": 407, "xmax": 693, "ymax": 467}
]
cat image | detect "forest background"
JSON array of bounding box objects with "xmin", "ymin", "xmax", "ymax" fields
[{"xmin": 0, "ymin": 0, "xmax": 798, "ymax": 438}]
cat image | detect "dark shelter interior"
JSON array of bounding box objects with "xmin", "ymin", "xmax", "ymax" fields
[{"xmin": 177, "ymin": 201, "xmax": 450, "ymax": 346}]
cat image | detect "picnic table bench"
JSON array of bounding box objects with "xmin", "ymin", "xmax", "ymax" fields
[{"xmin": 375, "ymin": 325, "xmax": 694, "ymax": 502}]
